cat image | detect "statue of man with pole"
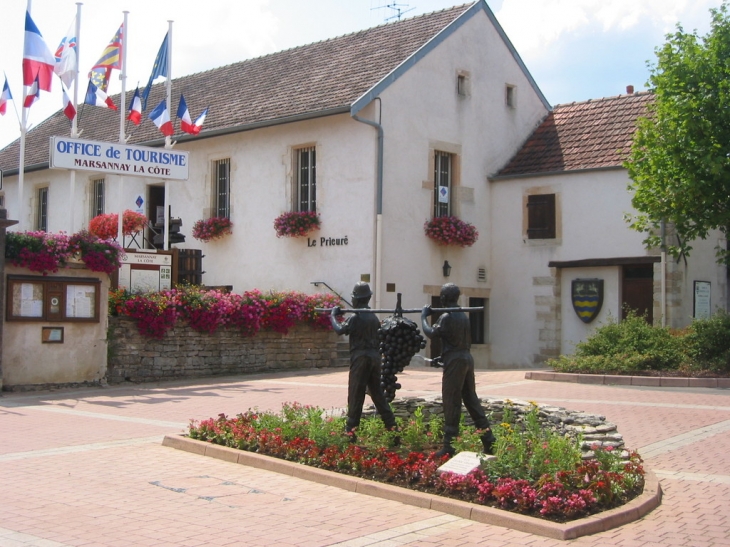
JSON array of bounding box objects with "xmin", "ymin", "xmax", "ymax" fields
[
  {"xmin": 330, "ymin": 282, "xmax": 397, "ymax": 441},
  {"xmin": 421, "ymin": 283, "xmax": 496, "ymax": 458}
]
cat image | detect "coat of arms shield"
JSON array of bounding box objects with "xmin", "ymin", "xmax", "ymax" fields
[{"xmin": 571, "ymin": 279, "xmax": 604, "ymax": 323}]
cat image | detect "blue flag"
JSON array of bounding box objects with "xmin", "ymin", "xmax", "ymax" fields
[{"xmin": 141, "ymin": 33, "xmax": 168, "ymax": 111}]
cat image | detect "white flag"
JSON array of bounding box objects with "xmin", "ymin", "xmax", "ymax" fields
[{"xmin": 54, "ymin": 18, "xmax": 77, "ymax": 88}]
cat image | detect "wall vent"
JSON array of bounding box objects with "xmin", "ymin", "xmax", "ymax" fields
[{"xmin": 477, "ymin": 267, "xmax": 487, "ymax": 282}]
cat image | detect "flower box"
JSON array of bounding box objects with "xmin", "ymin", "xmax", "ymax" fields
[
  {"xmin": 5, "ymin": 230, "xmax": 122, "ymax": 275},
  {"xmin": 274, "ymin": 211, "xmax": 320, "ymax": 238},
  {"xmin": 424, "ymin": 216, "xmax": 478, "ymax": 247},
  {"xmin": 89, "ymin": 210, "xmax": 148, "ymax": 239},
  {"xmin": 192, "ymin": 217, "xmax": 233, "ymax": 242}
]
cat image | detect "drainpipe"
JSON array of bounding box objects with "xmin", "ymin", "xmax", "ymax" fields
[
  {"xmin": 352, "ymin": 99, "xmax": 384, "ymax": 309},
  {"xmin": 660, "ymin": 220, "xmax": 667, "ymax": 327}
]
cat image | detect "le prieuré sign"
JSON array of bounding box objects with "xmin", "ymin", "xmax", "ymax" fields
[{"xmin": 49, "ymin": 136, "xmax": 189, "ymax": 180}]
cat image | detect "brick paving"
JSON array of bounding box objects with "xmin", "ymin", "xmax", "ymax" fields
[{"xmin": 1, "ymin": 367, "xmax": 729, "ymax": 546}]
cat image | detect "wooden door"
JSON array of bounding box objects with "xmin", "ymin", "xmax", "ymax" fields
[{"xmin": 622, "ymin": 265, "xmax": 654, "ymax": 323}]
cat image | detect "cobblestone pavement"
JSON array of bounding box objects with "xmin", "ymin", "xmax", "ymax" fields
[{"xmin": 1, "ymin": 367, "xmax": 729, "ymax": 547}]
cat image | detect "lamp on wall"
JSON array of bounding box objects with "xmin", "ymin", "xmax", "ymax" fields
[{"xmin": 442, "ymin": 260, "xmax": 452, "ymax": 277}]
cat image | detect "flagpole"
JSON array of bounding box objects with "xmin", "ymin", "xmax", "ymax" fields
[
  {"xmin": 163, "ymin": 20, "xmax": 173, "ymax": 250},
  {"xmin": 69, "ymin": 2, "xmax": 82, "ymax": 234},
  {"xmin": 72, "ymin": 4, "xmax": 81, "ymax": 138},
  {"xmin": 18, "ymin": 0, "xmax": 33, "ymax": 231},
  {"xmin": 117, "ymin": 11, "xmax": 129, "ymax": 245}
]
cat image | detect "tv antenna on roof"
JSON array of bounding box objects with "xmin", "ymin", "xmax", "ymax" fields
[{"xmin": 372, "ymin": 2, "xmax": 416, "ymax": 22}]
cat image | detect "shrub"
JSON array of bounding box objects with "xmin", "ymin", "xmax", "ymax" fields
[
  {"xmin": 552, "ymin": 311, "xmax": 685, "ymax": 372},
  {"xmin": 684, "ymin": 311, "xmax": 730, "ymax": 373}
]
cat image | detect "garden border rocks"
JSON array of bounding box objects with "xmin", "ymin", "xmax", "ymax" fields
[
  {"xmin": 364, "ymin": 396, "xmax": 626, "ymax": 459},
  {"xmin": 162, "ymin": 434, "xmax": 662, "ymax": 541}
]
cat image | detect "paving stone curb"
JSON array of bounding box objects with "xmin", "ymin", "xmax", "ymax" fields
[
  {"xmin": 162, "ymin": 434, "xmax": 662, "ymax": 541},
  {"xmin": 525, "ymin": 370, "xmax": 730, "ymax": 388}
]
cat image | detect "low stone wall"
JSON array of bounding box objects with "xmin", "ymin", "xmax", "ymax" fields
[
  {"xmin": 365, "ymin": 395, "xmax": 625, "ymax": 458},
  {"xmin": 107, "ymin": 316, "xmax": 343, "ymax": 383}
]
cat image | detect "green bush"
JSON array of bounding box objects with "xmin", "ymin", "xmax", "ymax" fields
[
  {"xmin": 569, "ymin": 311, "xmax": 684, "ymax": 370},
  {"xmin": 549, "ymin": 309, "xmax": 730, "ymax": 375},
  {"xmin": 547, "ymin": 311, "xmax": 730, "ymax": 376},
  {"xmin": 684, "ymin": 311, "xmax": 730, "ymax": 373}
]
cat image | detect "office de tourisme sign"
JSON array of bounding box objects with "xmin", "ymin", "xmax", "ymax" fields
[{"xmin": 49, "ymin": 136, "xmax": 189, "ymax": 181}]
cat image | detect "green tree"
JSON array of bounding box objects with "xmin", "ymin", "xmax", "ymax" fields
[{"xmin": 626, "ymin": 3, "xmax": 730, "ymax": 263}]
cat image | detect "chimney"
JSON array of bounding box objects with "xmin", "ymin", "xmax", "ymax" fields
[{"xmin": 626, "ymin": 85, "xmax": 635, "ymax": 94}]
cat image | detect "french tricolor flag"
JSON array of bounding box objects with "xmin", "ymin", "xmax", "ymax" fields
[
  {"xmin": 0, "ymin": 77, "xmax": 12, "ymax": 115},
  {"xmin": 62, "ymin": 85, "xmax": 76, "ymax": 121},
  {"xmin": 177, "ymin": 94, "xmax": 196, "ymax": 134},
  {"xmin": 150, "ymin": 99, "xmax": 174, "ymax": 136},
  {"xmin": 23, "ymin": 77, "xmax": 40, "ymax": 108},
  {"xmin": 23, "ymin": 11, "xmax": 56, "ymax": 92},
  {"xmin": 193, "ymin": 108, "xmax": 208, "ymax": 135},
  {"xmin": 84, "ymin": 80, "xmax": 117, "ymax": 110},
  {"xmin": 128, "ymin": 87, "xmax": 142, "ymax": 125}
]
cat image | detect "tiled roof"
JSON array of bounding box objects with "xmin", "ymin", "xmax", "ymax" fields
[
  {"xmin": 1, "ymin": 3, "xmax": 472, "ymax": 172},
  {"xmin": 495, "ymin": 92, "xmax": 654, "ymax": 177}
]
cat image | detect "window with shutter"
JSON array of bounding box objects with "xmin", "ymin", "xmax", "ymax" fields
[{"xmin": 526, "ymin": 193, "xmax": 555, "ymax": 239}]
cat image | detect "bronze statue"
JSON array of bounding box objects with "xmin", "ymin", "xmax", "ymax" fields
[
  {"xmin": 331, "ymin": 282, "xmax": 397, "ymax": 440},
  {"xmin": 421, "ymin": 283, "xmax": 496, "ymax": 457}
]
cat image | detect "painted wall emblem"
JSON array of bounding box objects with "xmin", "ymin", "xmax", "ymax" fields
[{"xmin": 571, "ymin": 278, "xmax": 604, "ymax": 323}]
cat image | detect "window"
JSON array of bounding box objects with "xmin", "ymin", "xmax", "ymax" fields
[
  {"xmin": 457, "ymin": 75, "xmax": 467, "ymax": 96},
  {"xmin": 91, "ymin": 178, "xmax": 105, "ymax": 218},
  {"xmin": 505, "ymin": 85, "xmax": 516, "ymax": 108},
  {"xmin": 213, "ymin": 159, "xmax": 230, "ymax": 218},
  {"xmin": 0, "ymin": 194, "xmax": 5, "ymax": 208},
  {"xmin": 469, "ymin": 297, "xmax": 487, "ymax": 344},
  {"xmin": 296, "ymin": 147, "xmax": 316, "ymax": 212},
  {"xmin": 37, "ymin": 187, "xmax": 48, "ymax": 232},
  {"xmin": 526, "ymin": 193, "xmax": 556, "ymax": 239},
  {"xmin": 6, "ymin": 275, "xmax": 101, "ymax": 322},
  {"xmin": 433, "ymin": 151, "xmax": 453, "ymax": 217}
]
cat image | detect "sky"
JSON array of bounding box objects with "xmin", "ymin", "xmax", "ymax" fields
[{"xmin": 0, "ymin": 0, "xmax": 724, "ymax": 151}]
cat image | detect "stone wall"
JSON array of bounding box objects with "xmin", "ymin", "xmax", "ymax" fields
[
  {"xmin": 533, "ymin": 267, "xmax": 562, "ymax": 364},
  {"xmin": 107, "ymin": 316, "xmax": 343, "ymax": 383}
]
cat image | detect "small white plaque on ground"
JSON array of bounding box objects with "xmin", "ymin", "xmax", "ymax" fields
[{"xmin": 437, "ymin": 451, "xmax": 496, "ymax": 475}]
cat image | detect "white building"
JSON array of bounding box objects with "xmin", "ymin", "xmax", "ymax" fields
[{"xmin": 0, "ymin": 1, "xmax": 725, "ymax": 369}]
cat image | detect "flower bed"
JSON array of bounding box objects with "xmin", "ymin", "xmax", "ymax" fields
[
  {"xmin": 109, "ymin": 285, "xmax": 341, "ymax": 339},
  {"xmin": 6, "ymin": 230, "xmax": 123, "ymax": 275},
  {"xmin": 192, "ymin": 217, "xmax": 233, "ymax": 242},
  {"xmin": 274, "ymin": 211, "xmax": 320, "ymax": 238},
  {"xmin": 424, "ymin": 216, "xmax": 478, "ymax": 247},
  {"xmin": 188, "ymin": 401, "xmax": 645, "ymax": 523}
]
